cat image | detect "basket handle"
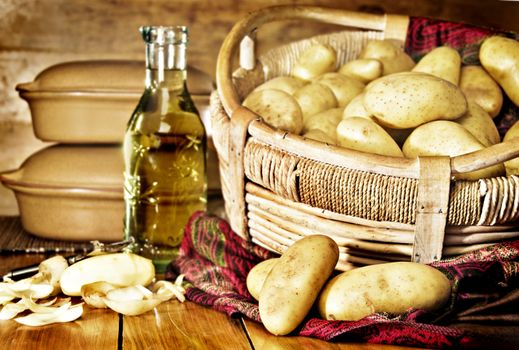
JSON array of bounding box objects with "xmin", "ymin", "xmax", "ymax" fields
[
  {"xmin": 452, "ymin": 137, "xmax": 519, "ymax": 174},
  {"xmin": 216, "ymin": 5, "xmax": 410, "ymax": 116}
]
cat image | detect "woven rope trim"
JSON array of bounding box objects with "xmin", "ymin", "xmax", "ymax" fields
[{"xmin": 241, "ymin": 139, "xmax": 519, "ymax": 226}]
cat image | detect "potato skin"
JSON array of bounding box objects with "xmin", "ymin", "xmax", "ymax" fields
[
  {"xmin": 479, "ymin": 36, "xmax": 519, "ymax": 107},
  {"xmin": 364, "ymin": 72, "xmax": 467, "ymax": 129},
  {"xmin": 459, "ymin": 65, "xmax": 503, "ymax": 118},
  {"xmin": 246, "ymin": 258, "xmax": 279, "ymax": 300},
  {"xmin": 503, "ymin": 121, "xmax": 519, "ymax": 176},
  {"xmin": 402, "ymin": 120, "xmax": 505, "ymax": 180},
  {"xmin": 318, "ymin": 262, "xmax": 451, "ymax": 321},
  {"xmin": 59, "ymin": 253, "xmax": 155, "ymax": 296},
  {"xmin": 336, "ymin": 117, "xmax": 404, "ymax": 157},
  {"xmin": 259, "ymin": 235, "xmax": 339, "ymax": 335},
  {"xmin": 412, "ymin": 46, "xmax": 461, "ymax": 85}
]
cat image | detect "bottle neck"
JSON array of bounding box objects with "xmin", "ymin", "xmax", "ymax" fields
[{"xmin": 145, "ymin": 42, "xmax": 187, "ymax": 89}]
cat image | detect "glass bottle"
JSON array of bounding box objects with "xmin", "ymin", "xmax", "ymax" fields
[{"xmin": 123, "ymin": 26, "xmax": 207, "ymax": 273}]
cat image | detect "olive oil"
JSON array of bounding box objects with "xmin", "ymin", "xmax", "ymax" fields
[{"xmin": 124, "ymin": 27, "xmax": 207, "ymax": 272}]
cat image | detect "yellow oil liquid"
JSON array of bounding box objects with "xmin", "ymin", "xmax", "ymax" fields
[{"xmin": 124, "ymin": 75, "xmax": 207, "ymax": 272}]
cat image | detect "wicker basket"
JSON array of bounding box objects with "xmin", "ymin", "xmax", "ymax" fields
[{"xmin": 211, "ymin": 5, "xmax": 519, "ymax": 269}]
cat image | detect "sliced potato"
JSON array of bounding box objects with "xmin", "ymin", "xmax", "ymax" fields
[
  {"xmin": 479, "ymin": 36, "xmax": 519, "ymax": 107},
  {"xmin": 364, "ymin": 72, "xmax": 467, "ymax": 129},
  {"xmin": 412, "ymin": 46, "xmax": 461, "ymax": 85},
  {"xmin": 292, "ymin": 43, "xmax": 337, "ymax": 81},
  {"xmin": 293, "ymin": 82, "xmax": 337, "ymax": 122},
  {"xmin": 359, "ymin": 39, "xmax": 415, "ymax": 75},
  {"xmin": 336, "ymin": 117, "xmax": 404, "ymax": 157},
  {"xmin": 252, "ymin": 76, "xmax": 307, "ymax": 95},
  {"xmin": 318, "ymin": 262, "xmax": 451, "ymax": 321},
  {"xmin": 338, "ymin": 58, "xmax": 383, "ymax": 83},
  {"xmin": 460, "ymin": 65, "xmax": 503, "ymax": 118},
  {"xmin": 455, "ymin": 101, "xmax": 500, "ymax": 147},
  {"xmin": 243, "ymin": 89, "xmax": 304, "ymax": 134},
  {"xmin": 402, "ymin": 120, "xmax": 505, "ymax": 180},
  {"xmin": 313, "ymin": 72, "xmax": 365, "ymax": 107}
]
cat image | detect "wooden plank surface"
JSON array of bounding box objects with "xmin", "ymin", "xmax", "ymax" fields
[
  {"xmin": 243, "ymin": 319, "xmax": 427, "ymax": 350},
  {"xmin": 122, "ymin": 300, "xmax": 251, "ymax": 350}
]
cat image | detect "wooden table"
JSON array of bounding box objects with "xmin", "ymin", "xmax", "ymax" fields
[{"xmin": 0, "ymin": 250, "xmax": 428, "ymax": 349}]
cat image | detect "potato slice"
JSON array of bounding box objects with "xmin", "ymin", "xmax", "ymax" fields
[
  {"xmin": 313, "ymin": 72, "xmax": 365, "ymax": 107},
  {"xmin": 338, "ymin": 58, "xmax": 383, "ymax": 83},
  {"xmin": 293, "ymin": 82, "xmax": 337, "ymax": 122},
  {"xmin": 291, "ymin": 43, "xmax": 337, "ymax": 81},
  {"xmin": 243, "ymin": 89, "xmax": 303, "ymax": 134},
  {"xmin": 412, "ymin": 46, "xmax": 461, "ymax": 85},
  {"xmin": 252, "ymin": 76, "xmax": 307, "ymax": 95},
  {"xmin": 336, "ymin": 117, "xmax": 404, "ymax": 157},
  {"xmin": 403, "ymin": 120, "xmax": 505, "ymax": 180},
  {"xmin": 359, "ymin": 40, "xmax": 415, "ymax": 76},
  {"xmin": 364, "ymin": 72, "xmax": 467, "ymax": 129},
  {"xmin": 460, "ymin": 65, "xmax": 503, "ymax": 118},
  {"xmin": 479, "ymin": 36, "xmax": 519, "ymax": 107},
  {"xmin": 456, "ymin": 101, "xmax": 500, "ymax": 147}
]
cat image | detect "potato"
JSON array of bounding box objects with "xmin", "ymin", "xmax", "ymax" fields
[
  {"xmin": 503, "ymin": 121, "xmax": 519, "ymax": 176},
  {"xmin": 246, "ymin": 258, "xmax": 279, "ymax": 300},
  {"xmin": 459, "ymin": 65, "xmax": 503, "ymax": 118},
  {"xmin": 318, "ymin": 262, "xmax": 451, "ymax": 321},
  {"xmin": 293, "ymin": 82, "xmax": 337, "ymax": 122},
  {"xmin": 304, "ymin": 107, "xmax": 343, "ymax": 139},
  {"xmin": 455, "ymin": 101, "xmax": 500, "ymax": 147},
  {"xmin": 313, "ymin": 72, "xmax": 365, "ymax": 107},
  {"xmin": 243, "ymin": 89, "xmax": 303, "ymax": 134},
  {"xmin": 364, "ymin": 72, "xmax": 467, "ymax": 129},
  {"xmin": 342, "ymin": 93, "xmax": 371, "ymax": 120},
  {"xmin": 338, "ymin": 58, "xmax": 383, "ymax": 83},
  {"xmin": 402, "ymin": 120, "xmax": 505, "ymax": 180},
  {"xmin": 479, "ymin": 35, "xmax": 519, "ymax": 107},
  {"xmin": 259, "ymin": 235, "xmax": 339, "ymax": 335},
  {"xmin": 303, "ymin": 129, "xmax": 336, "ymax": 144},
  {"xmin": 359, "ymin": 39, "xmax": 415, "ymax": 76},
  {"xmin": 292, "ymin": 43, "xmax": 337, "ymax": 81},
  {"xmin": 412, "ymin": 46, "xmax": 461, "ymax": 85},
  {"xmin": 252, "ymin": 76, "xmax": 307, "ymax": 95},
  {"xmin": 336, "ymin": 117, "xmax": 404, "ymax": 157},
  {"xmin": 60, "ymin": 253, "xmax": 155, "ymax": 296}
]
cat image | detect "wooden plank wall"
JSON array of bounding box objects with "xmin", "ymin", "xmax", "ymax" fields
[{"xmin": 0, "ymin": 0, "xmax": 518, "ymax": 215}]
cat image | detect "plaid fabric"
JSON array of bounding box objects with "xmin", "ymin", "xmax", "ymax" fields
[{"xmin": 166, "ymin": 211, "xmax": 519, "ymax": 349}]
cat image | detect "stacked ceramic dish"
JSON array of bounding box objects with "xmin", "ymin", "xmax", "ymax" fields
[{"xmin": 1, "ymin": 60, "xmax": 214, "ymax": 242}]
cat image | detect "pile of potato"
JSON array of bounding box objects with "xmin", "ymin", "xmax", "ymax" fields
[
  {"xmin": 242, "ymin": 36, "xmax": 519, "ymax": 180},
  {"xmin": 247, "ymin": 235, "xmax": 451, "ymax": 335}
]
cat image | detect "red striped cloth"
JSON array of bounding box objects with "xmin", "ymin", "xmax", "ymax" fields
[{"xmin": 166, "ymin": 211, "xmax": 519, "ymax": 349}]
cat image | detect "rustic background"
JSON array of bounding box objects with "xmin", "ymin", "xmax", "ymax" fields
[{"xmin": 1, "ymin": 0, "xmax": 518, "ymax": 215}]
